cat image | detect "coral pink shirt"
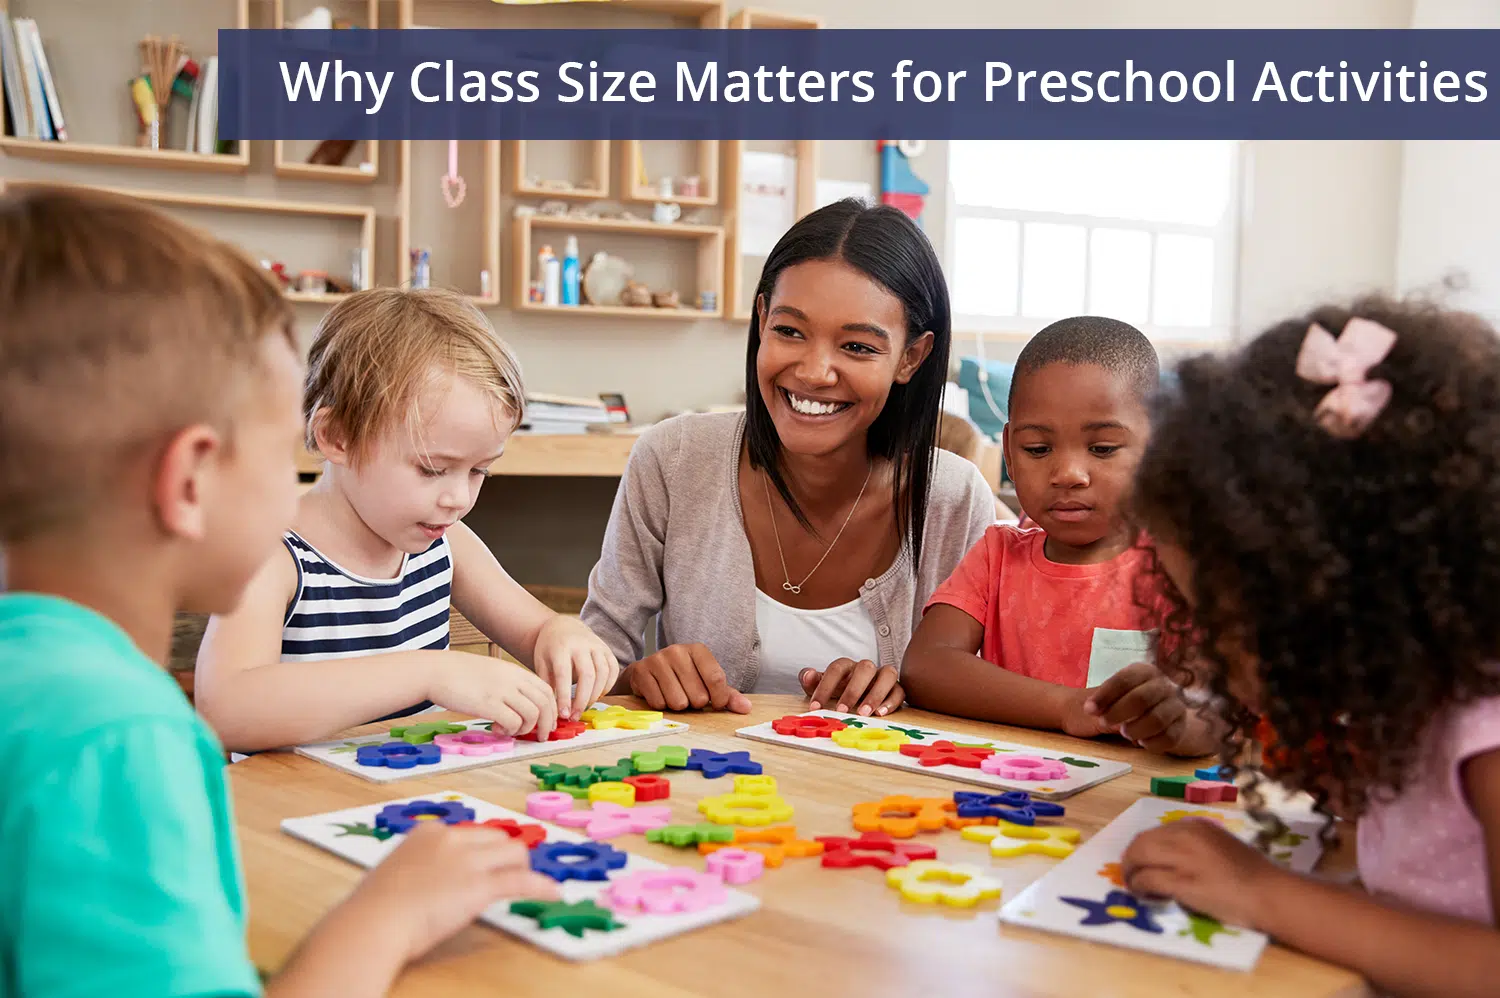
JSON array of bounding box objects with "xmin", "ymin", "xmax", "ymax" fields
[
  {"xmin": 1357, "ymin": 696, "xmax": 1500, "ymax": 924},
  {"xmin": 923, "ymin": 524, "xmax": 1160, "ymax": 688}
]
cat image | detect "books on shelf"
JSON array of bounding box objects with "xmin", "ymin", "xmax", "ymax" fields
[
  {"xmin": 517, "ymin": 393, "xmax": 617, "ymax": 435},
  {"xmin": 1, "ymin": 15, "xmax": 64, "ymax": 141},
  {"xmin": 195, "ymin": 57, "xmax": 219, "ymax": 155}
]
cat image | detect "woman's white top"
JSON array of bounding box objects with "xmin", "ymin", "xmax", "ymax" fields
[{"xmin": 751, "ymin": 589, "xmax": 882, "ymax": 694}]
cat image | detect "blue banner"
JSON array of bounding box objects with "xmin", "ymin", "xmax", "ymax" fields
[{"xmin": 217, "ymin": 28, "xmax": 1500, "ymax": 140}]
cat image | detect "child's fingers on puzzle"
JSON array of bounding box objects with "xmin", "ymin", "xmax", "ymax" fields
[
  {"xmin": 588, "ymin": 647, "xmax": 617, "ymax": 710},
  {"xmin": 489, "ymin": 869, "xmax": 563, "ymax": 903},
  {"xmin": 566, "ymin": 648, "xmax": 595, "ymax": 719},
  {"xmin": 521, "ymin": 682, "xmax": 559, "ymax": 740},
  {"xmin": 853, "ymin": 666, "xmax": 899, "ymax": 716}
]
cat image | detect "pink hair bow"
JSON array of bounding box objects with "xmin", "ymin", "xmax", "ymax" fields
[{"xmin": 1293, "ymin": 316, "xmax": 1397, "ymax": 439}]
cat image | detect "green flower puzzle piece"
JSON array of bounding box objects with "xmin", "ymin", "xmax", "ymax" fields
[
  {"xmin": 1180, "ymin": 912, "xmax": 1240, "ymax": 946},
  {"xmin": 509, "ymin": 899, "xmax": 625, "ymax": 938},
  {"xmin": 531, "ymin": 763, "xmax": 602, "ymax": 789},
  {"xmin": 592, "ymin": 758, "xmax": 637, "ymax": 782},
  {"xmin": 333, "ymin": 821, "xmax": 393, "ymax": 841},
  {"xmin": 388, "ymin": 722, "xmax": 468, "ymax": 745},
  {"xmin": 1150, "ymin": 775, "xmax": 1196, "ymax": 799},
  {"xmin": 646, "ymin": 822, "xmax": 736, "ymax": 847},
  {"xmin": 631, "ymin": 745, "xmax": 690, "ymax": 772}
]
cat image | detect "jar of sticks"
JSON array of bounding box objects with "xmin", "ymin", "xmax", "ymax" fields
[{"xmin": 136, "ymin": 35, "xmax": 183, "ymax": 150}]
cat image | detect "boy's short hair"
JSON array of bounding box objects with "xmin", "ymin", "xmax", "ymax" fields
[
  {"xmin": 0, "ymin": 184, "xmax": 294, "ymax": 543},
  {"xmin": 303, "ymin": 287, "xmax": 526, "ymax": 461},
  {"xmin": 1009, "ymin": 315, "xmax": 1160, "ymax": 410}
]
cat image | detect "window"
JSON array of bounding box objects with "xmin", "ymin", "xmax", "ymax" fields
[{"xmin": 946, "ymin": 140, "xmax": 1241, "ymax": 341}]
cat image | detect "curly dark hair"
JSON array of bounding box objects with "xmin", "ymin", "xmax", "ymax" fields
[{"xmin": 1134, "ymin": 295, "xmax": 1500, "ymax": 825}]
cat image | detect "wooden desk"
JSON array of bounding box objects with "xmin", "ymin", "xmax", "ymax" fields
[
  {"xmin": 296, "ymin": 432, "xmax": 638, "ymax": 480},
  {"xmin": 231, "ymin": 697, "xmax": 1370, "ymax": 998}
]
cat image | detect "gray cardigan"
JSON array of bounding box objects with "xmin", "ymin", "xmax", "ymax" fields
[{"xmin": 581, "ymin": 411, "xmax": 996, "ymax": 690}]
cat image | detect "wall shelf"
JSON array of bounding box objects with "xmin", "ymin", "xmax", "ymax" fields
[
  {"xmin": 625, "ymin": 140, "xmax": 719, "ymax": 206},
  {"xmin": 509, "ymin": 140, "xmax": 611, "ymax": 200},
  {"xmin": 0, "ymin": 137, "xmax": 249, "ymax": 173},
  {"xmin": 397, "ymin": 139, "xmax": 501, "ymax": 304},
  {"xmin": 272, "ymin": 0, "xmax": 380, "ymax": 182},
  {"xmin": 516, "ymin": 302, "xmax": 715, "ymax": 321}
]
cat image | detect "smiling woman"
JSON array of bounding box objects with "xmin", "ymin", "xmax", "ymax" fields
[{"xmin": 582, "ymin": 200, "xmax": 997, "ymax": 717}]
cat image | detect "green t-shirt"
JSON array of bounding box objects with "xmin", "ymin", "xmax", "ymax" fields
[{"xmin": 0, "ymin": 593, "xmax": 261, "ymax": 998}]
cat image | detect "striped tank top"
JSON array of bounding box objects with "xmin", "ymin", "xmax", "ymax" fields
[{"xmin": 280, "ymin": 530, "xmax": 452, "ymax": 720}]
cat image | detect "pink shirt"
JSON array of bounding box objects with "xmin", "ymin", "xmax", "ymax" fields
[{"xmin": 1357, "ymin": 696, "xmax": 1500, "ymax": 924}]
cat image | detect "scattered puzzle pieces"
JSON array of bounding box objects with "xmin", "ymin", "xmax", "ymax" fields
[
  {"xmin": 554, "ymin": 803, "xmax": 672, "ymax": 840},
  {"xmin": 593, "ymin": 758, "xmax": 638, "ymax": 782},
  {"xmin": 375, "ymin": 799, "xmax": 475, "ymax": 834},
  {"xmin": 630, "ymin": 745, "xmax": 690, "ymax": 772},
  {"xmin": 465, "ymin": 817, "xmax": 547, "ymax": 848},
  {"xmin": 705, "ymin": 847, "xmax": 765, "ymax": 884},
  {"xmin": 961, "ymin": 820, "xmax": 1081, "ymax": 859},
  {"xmin": 817, "ymin": 832, "xmax": 937, "ymax": 870},
  {"xmin": 646, "ymin": 823, "xmax": 735, "ymax": 848},
  {"xmin": 509, "ymin": 898, "xmax": 626, "ymax": 937},
  {"xmin": 886, "ymin": 861, "xmax": 1002, "ymax": 907},
  {"xmin": 831, "ymin": 726, "xmax": 909, "ymax": 752},
  {"xmin": 1185, "ymin": 780, "xmax": 1238, "ymax": 803},
  {"xmin": 604, "ymin": 869, "xmax": 727, "ymax": 914},
  {"xmin": 952, "ymin": 790, "xmax": 1065, "ymax": 827},
  {"xmin": 581, "ymin": 706, "xmax": 663, "ymax": 730},
  {"xmin": 588, "ymin": 781, "xmax": 637, "ymax": 807},
  {"xmin": 515, "ymin": 718, "xmax": 587, "ymax": 742},
  {"xmin": 699, "ymin": 825, "xmax": 823, "ymax": 866},
  {"xmin": 531, "ymin": 763, "xmax": 602, "ymax": 790},
  {"xmin": 529, "ymin": 841, "xmax": 629, "ymax": 882},
  {"xmin": 1195, "ymin": 765, "xmax": 1231, "ymax": 781},
  {"xmin": 850, "ymin": 795, "xmax": 950, "ymax": 838},
  {"xmin": 699, "ymin": 793, "xmax": 794, "ymax": 826},
  {"xmin": 1060, "ymin": 890, "xmax": 1162, "ymax": 934},
  {"xmin": 898, "ymin": 740, "xmax": 996, "ymax": 768},
  {"xmin": 1150, "ymin": 775, "xmax": 1195, "ymax": 799},
  {"xmin": 525, "ymin": 791, "xmax": 576, "ymax": 820},
  {"xmin": 733, "ymin": 774, "xmax": 778, "ymax": 795},
  {"xmin": 770, "ymin": 714, "xmax": 848, "ymax": 738},
  {"xmin": 355, "ymin": 741, "xmax": 441, "ymax": 769},
  {"xmin": 388, "ymin": 721, "xmax": 468, "ymax": 744},
  {"xmin": 686, "ymin": 749, "xmax": 763, "ymax": 779},
  {"xmin": 623, "ymin": 774, "xmax": 671, "ymax": 801}
]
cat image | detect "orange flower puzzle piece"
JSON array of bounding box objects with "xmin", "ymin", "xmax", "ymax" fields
[
  {"xmin": 850, "ymin": 795, "xmax": 951, "ymax": 838},
  {"xmin": 697, "ymin": 824, "xmax": 825, "ymax": 866}
]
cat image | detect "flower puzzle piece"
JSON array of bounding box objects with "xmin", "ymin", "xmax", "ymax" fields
[
  {"xmin": 952, "ymin": 790, "xmax": 1066, "ymax": 827},
  {"xmin": 817, "ymin": 832, "xmax": 937, "ymax": 870},
  {"xmin": 898, "ymin": 740, "xmax": 996, "ymax": 768},
  {"xmin": 686, "ymin": 749, "xmax": 763, "ymax": 779},
  {"xmin": 1150, "ymin": 775, "xmax": 1196, "ymax": 799},
  {"xmin": 733, "ymin": 774, "xmax": 777, "ymax": 795},
  {"xmin": 374, "ymin": 799, "xmax": 475, "ymax": 834},
  {"xmin": 886, "ymin": 860, "xmax": 1002, "ymax": 907},
  {"xmin": 646, "ymin": 822, "xmax": 735, "ymax": 848},
  {"xmin": 529, "ymin": 841, "xmax": 630, "ymax": 882},
  {"xmin": 1185, "ymin": 780, "xmax": 1238, "ymax": 803},
  {"xmin": 698, "ymin": 825, "xmax": 825, "ymax": 866},
  {"xmin": 980, "ymin": 754, "xmax": 1068, "ymax": 781},
  {"xmin": 465, "ymin": 817, "xmax": 547, "ymax": 848},
  {"xmin": 509, "ymin": 898, "xmax": 625, "ymax": 937},
  {"xmin": 515, "ymin": 718, "xmax": 587, "ymax": 742},
  {"xmin": 593, "ymin": 758, "xmax": 639, "ymax": 782},
  {"xmin": 432, "ymin": 729, "xmax": 514, "ymax": 756},
  {"xmin": 554, "ymin": 802, "xmax": 673, "ymax": 840},
  {"xmin": 355, "ymin": 741, "xmax": 441, "ymax": 769},
  {"xmin": 630, "ymin": 745, "xmax": 690, "ymax": 772},
  {"xmin": 623, "ymin": 774, "xmax": 671, "ymax": 801},
  {"xmin": 1060, "ymin": 889, "xmax": 1163, "ymax": 934},
  {"xmin": 581, "ymin": 705, "xmax": 664, "ymax": 730},
  {"xmin": 603, "ymin": 869, "xmax": 728, "ymax": 914},
  {"xmin": 526, "ymin": 791, "xmax": 577, "ymax": 820},
  {"xmin": 531, "ymin": 762, "xmax": 603, "ymax": 790},
  {"xmin": 770, "ymin": 714, "xmax": 848, "ymax": 738},
  {"xmin": 388, "ymin": 721, "xmax": 468, "ymax": 745},
  {"xmin": 588, "ymin": 781, "xmax": 637, "ymax": 807},
  {"xmin": 850, "ymin": 795, "xmax": 950, "ymax": 838},
  {"xmin": 705, "ymin": 847, "xmax": 765, "ymax": 884},
  {"xmin": 698, "ymin": 793, "xmax": 794, "ymax": 826},
  {"xmin": 961, "ymin": 820, "xmax": 1081, "ymax": 858},
  {"xmin": 830, "ymin": 726, "xmax": 910, "ymax": 752}
]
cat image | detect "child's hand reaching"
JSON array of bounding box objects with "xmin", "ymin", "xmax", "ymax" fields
[
  {"xmin": 531, "ymin": 615, "xmax": 620, "ymax": 720},
  {"xmin": 427, "ymin": 654, "xmax": 559, "ymax": 740},
  {"xmin": 1082, "ymin": 661, "xmax": 1218, "ymax": 756},
  {"xmin": 1121, "ymin": 818, "xmax": 1288, "ymax": 930},
  {"xmin": 799, "ymin": 659, "xmax": 904, "ymax": 716}
]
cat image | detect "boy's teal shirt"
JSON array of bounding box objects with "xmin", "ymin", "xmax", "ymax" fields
[{"xmin": 0, "ymin": 593, "xmax": 261, "ymax": 998}]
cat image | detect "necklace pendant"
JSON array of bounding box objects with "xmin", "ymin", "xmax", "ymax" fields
[{"xmin": 784, "ymin": 582, "xmax": 800, "ymax": 594}]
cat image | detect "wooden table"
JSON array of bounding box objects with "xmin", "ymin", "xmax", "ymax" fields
[{"xmin": 231, "ymin": 696, "xmax": 1371, "ymax": 998}]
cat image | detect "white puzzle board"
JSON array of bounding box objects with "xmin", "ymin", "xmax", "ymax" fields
[
  {"xmin": 999, "ymin": 797, "xmax": 1325, "ymax": 971},
  {"xmin": 281, "ymin": 791, "xmax": 760, "ymax": 961},
  {"xmin": 295, "ymin": 714, "xmax": 691, "ymax": 784},
  {"xmin": 735, "ymin": 709, "xmax": 1130, "ymax": 800}
]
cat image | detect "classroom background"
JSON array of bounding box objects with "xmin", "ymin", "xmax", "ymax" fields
[{"xmin": 3, "ymin": 0, "xmax": 1494, "ymax": 679}]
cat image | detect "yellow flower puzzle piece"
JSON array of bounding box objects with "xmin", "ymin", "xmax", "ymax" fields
[
  {"xmin": 581, "ymin": 706, "xmax": 664, "ymax": 730},
  {"xmin": 588, "ymin": 781, "xmax": 636, "ymax": 806},
  {"xmin": 698, "ymin": 792, "xmax": 795, "ymax": 826},
  {"xmin": 830, "ymin": 726, "xmax": 909, "ymax": 752},
  {"xmin": 734, "ymin": 774, "xmax": 778, "ymax": 795},
  {"xmin": 961, "ymin": 820, "xmax": 1082, "ymax": 858},
  {"xmin": 886, "ymin": 860, "xmax": 1003, "ymax": 907},
  {"xmin": 1160, "ymin": 809, "xmax": 1245, "ymax": 833}
]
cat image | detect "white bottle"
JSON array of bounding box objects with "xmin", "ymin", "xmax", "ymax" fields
[{"xmin": 539, "ymin": 244, "xmax": 560, "ymax": 306}]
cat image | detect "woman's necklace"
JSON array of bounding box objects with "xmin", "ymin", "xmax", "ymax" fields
[{"xmin": 763, "ymin": 461, "xmax": 873, "ymax": 595}]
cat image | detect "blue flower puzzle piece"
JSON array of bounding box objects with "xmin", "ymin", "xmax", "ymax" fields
[
  {"xmin": 685, "ymin": 748, "xmax": 762, "ymax": 779},
  {"xmin": 952, "ymin": 790, "xmax": 1065, "ymax": 826},
  {"xmin": 529, "ymin": 841, "xmax": 629, "ymax": 883},
  {"xmin": 1060, "ymin": 890, "xmax": 1163, "ymax": 934},
  {"xmin": 374, "ymin": 799, "xmax": 476, "ymax": 835},
  {"xmin": 355, "ymin": 741, "xmax": 441, "ymax": 769}
]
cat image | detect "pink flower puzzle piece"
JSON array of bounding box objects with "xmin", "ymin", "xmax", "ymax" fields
[
  {"xmin": 432, "ymin": 730, "xmax": 515, "ymax": 756},
  {"xmin": 981, "ymin": 755, "xmax": 1068, "ymax": 781},
  {"xmin": 604, "ymin": 869, "xmax": 728, "ymax": 914},
  {"xmin": 553, "ymin": 802, "xmax": 673, "ymax": 840},
  {"xmin": 705, "ymin": 847, "xmax": 766, "ymax": 884},
  {"xmin": 525, "ymin": 791, "xmax": 576, "ymax": 820}
]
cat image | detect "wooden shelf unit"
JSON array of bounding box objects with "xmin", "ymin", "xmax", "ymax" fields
[
  {"xmin": 397, "ymin": 140, "xmax": 502, "ymax": 304},
  {"xmin": 271, "ymin": 0, "xmax": 380, "ymax": 182},
  {"xmin": 625, "ymin": 140, "xmax": 720, "ymax": 206},
  {"xmin": 512, "ymin": 213, "xmax": 724, "ymax": 319},
  {"xmin": 509, "ymin": 141, "xmax": 611, "ymax": 201},
  {"xmin": 490, "ymin": 431, "xmax": 638, "ymax": 477},
  {"xmin": 398, "ymin": 0, "xmax": 723, "ymax": 28}
]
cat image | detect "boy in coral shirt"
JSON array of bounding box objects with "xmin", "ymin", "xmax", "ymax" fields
[{"xmin": 903, "ymin": 316, "xmax": 1214, "ymax": 756}]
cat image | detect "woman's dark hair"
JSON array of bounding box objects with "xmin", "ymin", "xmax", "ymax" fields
[
  {"xmin": 1135, "ymin": 295, "xmax": 1500, "ymax": 826},
  {"xmin": 744, "ymin": 199, "xmax": 951, "ymax": 569}
]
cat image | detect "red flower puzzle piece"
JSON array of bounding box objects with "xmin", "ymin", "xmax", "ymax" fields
[
  {"xmin": 898, "ymin": 740, "xmax": 996, "ymax": 768},
  {"xmin": 458, "ymin": 818, "xmax": 548, "ymax": 848},
  {"xmin": 515, "ymin": 719, "xmax": 588, "ymax": 743},
  {"xmin": 816, "ymin": 832, "xmax": 939, "ymax": 870},
  {"xmin": 771, "ymin": 714, "xmax": 848, "ymax": 738}
]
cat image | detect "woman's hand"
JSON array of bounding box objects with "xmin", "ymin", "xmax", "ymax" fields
[
  {"xmin": 623, "ymin": 643, "xmax": 752, "ymax": 713},
  {"xmin": 799, "ymin": 658, "xmax": 904, "ymax": 716}
]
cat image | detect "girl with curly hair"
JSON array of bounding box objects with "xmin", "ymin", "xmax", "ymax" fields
[{"xmin": 1120, "ymin": 298, "xmax": 1500, "ymax": 997}]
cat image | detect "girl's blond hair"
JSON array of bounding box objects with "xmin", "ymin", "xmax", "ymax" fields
[{"xmin": 304, "ymin": 287, "xmax": 525, "ymax": 461}]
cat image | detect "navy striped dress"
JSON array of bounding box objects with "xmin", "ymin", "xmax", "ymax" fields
[{"xmin": 280, "ymin": 530, "xmax": 452, "ymax": 720}]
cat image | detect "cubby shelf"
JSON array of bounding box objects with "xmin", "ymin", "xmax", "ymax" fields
[
  {"xmin": 0, "ymin": 137, "xmax": 249, "ymax": 173},
  {"xmin": 271, "ymin": 0, "xmax": 380, "ymax": 182},
  {"xmin": 509, "ymin": 140, "xmax": 611, "ymax": 201},
  {"xmin": 516, "ymin": 302, "xmax": 714, "ymax": 321},
  {"xmin": 396, "ymin": 139, "xmax": 501, "ymax": 304}
]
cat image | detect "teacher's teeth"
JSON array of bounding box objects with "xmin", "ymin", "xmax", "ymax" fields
[{"xmin": 787, "ymin": 392, "xmax": 846, "ymax": 416}]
